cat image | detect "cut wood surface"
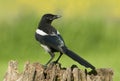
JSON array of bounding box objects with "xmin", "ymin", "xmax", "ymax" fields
[{"xmin": 3, "ymin": 60, "xmax": 113, "ymax": 81}]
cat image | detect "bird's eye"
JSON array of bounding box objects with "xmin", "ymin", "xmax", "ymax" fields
[
  {"xmin": 46, "ymin": 17, "xmax": 49, "ymax": 19},
  {"xmin": 46, "ymin": 16, "xmax": 53, "ymax": 20}
]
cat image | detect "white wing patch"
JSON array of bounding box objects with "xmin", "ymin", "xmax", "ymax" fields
[
  {"xmin": 36, "ymin": 29, "xmax": 48, "ymax": 36},
  {"xmin": 36, "ymin": 29, "xmax": 60, "ymax": 36},
  {"xmin": 57, "ymin": 31, "xmax": 60, "ymax": 34}
]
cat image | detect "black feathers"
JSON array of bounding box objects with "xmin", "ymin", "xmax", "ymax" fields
[{"xmin": 35, "ymin": 14, "xmax": 96, "ymax": 70}]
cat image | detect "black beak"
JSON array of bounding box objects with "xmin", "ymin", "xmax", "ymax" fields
[
  {"xmin": 56, "ymin": 15, "xmax": 61, "ymax": 18},
  {"xmin": 53, "ymin": 15, "xmax": 61, "ymax": 19}
]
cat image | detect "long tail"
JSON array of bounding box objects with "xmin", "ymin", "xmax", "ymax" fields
[{"xmin": 62, "ymin": 47, "xmax": 95, "ymax": 70}]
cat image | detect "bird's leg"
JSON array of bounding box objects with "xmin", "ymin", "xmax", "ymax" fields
[
  {"xmin": 55, "ymin": 52, "xmax": 63, "ymax": 63},
  {"xmin": 45, "ymin": 52, "xmax": 55, "ymax": 66}
]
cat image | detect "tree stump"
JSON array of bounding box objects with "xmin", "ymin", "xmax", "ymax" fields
[{"xmin": 3, "ymin": 60, "xmax": 113, "ymax": 81}]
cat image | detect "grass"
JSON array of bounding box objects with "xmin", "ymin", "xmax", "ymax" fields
[{"xmin": 0, "ymin": 13, "xmax": 120, "ymax": 81}]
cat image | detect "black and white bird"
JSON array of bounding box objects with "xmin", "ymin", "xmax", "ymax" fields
[{"xmin": 35, "ymin": 14, "xmax": 95, "ymax": 70}]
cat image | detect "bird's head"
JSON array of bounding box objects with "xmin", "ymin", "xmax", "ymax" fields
[{"xmin": 40, "ymin": 14, "xmax": 61, "ymax": 24}]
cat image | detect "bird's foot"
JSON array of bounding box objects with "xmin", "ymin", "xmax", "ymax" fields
[
  {"xmin": 43, "ymin": 64, "xmax": 47, "ymax": 69},
  {"xmin": 49, "ymin": 61, "xmax": 61, "ymax": 67},
  {"xmin": 52, "ymin": 61, "xmax": 58, "ymax": 64}
]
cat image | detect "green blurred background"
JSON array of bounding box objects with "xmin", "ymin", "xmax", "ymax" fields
[{"xmin": 0, "ymin": 0, "xmax": 120, "ymax": 80}]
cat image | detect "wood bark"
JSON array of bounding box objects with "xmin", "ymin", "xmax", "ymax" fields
[{"xmin": 3, "ymin": 60, "xmax": 113, "ymax": 81}]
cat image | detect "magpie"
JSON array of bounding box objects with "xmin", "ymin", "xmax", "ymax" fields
[{"xmin": 35, "ymin": 14, "xmax": 95, "ymax": 70}]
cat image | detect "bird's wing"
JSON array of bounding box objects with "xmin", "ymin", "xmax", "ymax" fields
[
  {"xmin": 39, "ymin": 34, "xmax": 65, "ymax": 52},
  {"xmin": 36, "ymin": 29, "xmax": 65, "ymax": 52}
]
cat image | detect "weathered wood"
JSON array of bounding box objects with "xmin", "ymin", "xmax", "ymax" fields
[{"xmin": 3, "ymin": 60, "xmax": 113, "ymax": 81}]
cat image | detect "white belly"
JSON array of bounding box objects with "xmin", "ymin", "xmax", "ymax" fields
[{"xmin": 41, "ymin": 44, "xmax": 51, "ymax": 52}]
